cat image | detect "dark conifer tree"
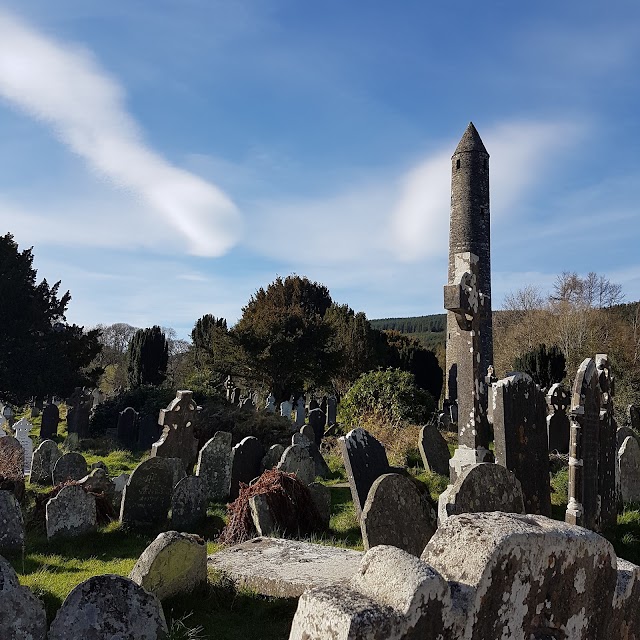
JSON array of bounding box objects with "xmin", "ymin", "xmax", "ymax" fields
[{"xmin": 127, "ymin": 326, "xmax": 169, "ymax": 388}]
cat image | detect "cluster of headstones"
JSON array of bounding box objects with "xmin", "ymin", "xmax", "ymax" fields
[{"xmin": 0, "ymin": 529, "xmax": 206, "ymax": 639}]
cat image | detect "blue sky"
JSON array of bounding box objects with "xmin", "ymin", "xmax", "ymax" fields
[{"xmin": 0, "ymin": 1, "xmax": 639, "ymax": 338}]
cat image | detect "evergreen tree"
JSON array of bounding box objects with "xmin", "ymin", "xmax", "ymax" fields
[
  {"xmin": 513, "ymin": 343, "xmax": 566, "ymax": 391},
  {"xmin": 127, "ymin": 326, "xmax": 169, "ymax": 388}
]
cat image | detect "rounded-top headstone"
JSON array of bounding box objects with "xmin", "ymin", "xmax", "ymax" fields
[
  {"xmin": 418, "ymin": 424, "xmax": 451, "ymax": 477},
  {"xmin": 171, "ymin": 476, "xmax": 207, "ymax": 531},
  {"xmin": 0, "ymin": 490, "xmax": 25, "ymax": 552},
  {"xmin": 130, "ymin": 531, "xmax": 207, "ymax": 602},
  {"xmin": 261, "ymin": 443, "xmax": 285, "ymax": 471},
  {"xmin": 361, "ymin": 473, "xmax": 436, "ymax": 557},
  {"xmin": 276, "ymin": 444, "xmax": 315, "ymax": 486},
  {"xmin": 547, "ymin": 383, "xmax": 570, "ymax": 412},
  {"xmin": 46, "ymin": 484, "xmax": 97, "ymax": 539},
  {"xmin": 0, "ymin": 554, "xmax": 46, "ymax": 639},
  {"xmin": 230, "ymin": 436, "xmax": 264, "ymax": 499},
  {"xmin": 40, "ymin": 403, "xmax": 60, "ymax": 439},
  {"xmin": 47, "ymin": 574, "xmax": 168, "ymax": 640},
  {"xmin": 617, "ymin": 426, "xmax": 638, "ymax": 452},
  {"xmin": 619, "ymin": 436, "xmax": 640, "ymax": 503},
  {"xmin": 196, "ymin": 431, "xmax": 232, "ymax": 501},
  {"xmin": 52, "ymin": 452, "xmax": 88, "ymax": 485},
  {"xmin": 120, "ymin": 457, "xmax": 174, "ymax": 529},
  {"xmin": 30, "ymin": 439, "xmax": 62, "ymax": 484}
]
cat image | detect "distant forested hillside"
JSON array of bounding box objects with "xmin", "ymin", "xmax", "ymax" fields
[{"xmin": 371, "ymin": 314, "xmax": 446, "ymax": 351}]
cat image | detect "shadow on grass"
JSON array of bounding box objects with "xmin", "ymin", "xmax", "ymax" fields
[{"xmin": 328, "ymin": 486, "xmax": 362, "ymax": 548}]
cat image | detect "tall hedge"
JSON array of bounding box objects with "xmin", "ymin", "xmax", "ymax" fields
[{"xmin": 127, "ymin": 326, "xmax": 169, "ymax": 388}]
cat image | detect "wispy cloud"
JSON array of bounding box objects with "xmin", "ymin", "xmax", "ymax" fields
[{"xmin": 0, "ymin": 9, "xmax": 241, "ymax": 257}]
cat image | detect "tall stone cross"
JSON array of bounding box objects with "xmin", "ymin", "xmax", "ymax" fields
[
  {"xmin": 444, "ymin": 251, "xmax": 493, "ymax": 480},
  {"xmin": 158, "ymin": 390, "xmax": 197, "ymax": 430}
]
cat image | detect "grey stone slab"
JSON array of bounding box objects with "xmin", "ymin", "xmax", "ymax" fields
[
  {"xmin": 52, "ymin": 452, "xmax": 88, "ymax": 485},
  {"xmin": 230, "ymin": 436, "xmax": 264, "ymax": 500},
  {"xmin": 361, "ymin": 473, "xmax": 436, "ymax": 557},
  {"xmin": 47, "ymin": 575, "xmax": 168, "ymax": 640},
  {"xmin": 249, "ymin": 494, "xmax": 276, "ymax": 536},
  {"xmin": 438, "ymin": 462, "xmax": 525, "ymax": 524},
  {"xmin": 619, "ymin": 436, "xmax": 640, "ymax": 503},
  {"xmin": 29, "ymin": 439, "xmax": 62, "ymax": 484},
  {"xmin": 171, "ymin": 476, "xmax": 207, "ymax": 531},
  {"xmin": 493, "ymin": 373, "xmax": 551, "ymax": 516},
  {"xmin": 547, "ymin": 383, "xmax": 571, "ymax": 453},
  {"xmin": 209, "ymin": 537, "xmax": 363, "ymax": 598},
  {"xmin": 40, "ymin": 403, "xmax": 60, "ymax": 439},
  {"xmin": 130, "ymin": 531, "xmax": 207, "ymax": 602},
  {"xmin": 308, "ymin": 408, "xmax": 325, "ymax": 445},
  {"xmin": 338, "ymin": 427, "xmax": 390, "ymax": 518},
  {"xmin": 196, "ymin": 431, "xmax": 232, "ymax": 502},
  {"xmin": 120, "ymin": 457, "xmax": 173, "ymax": 529},
  {"xmin": 418, "ymin": 423, "xmax": 451, "ymax": 476},
  {"xmin": 276, "ymin": 444, "xmax": 316, "ymax": 485},
  {"xmin": 0, "ymin": 490, "xmax": 24, "ymax": 552},
  {"xmin": 308, "ymin": 482, "xmax": 331, "ymax": 528},
  {"xmin": 46, "ymin": 484, "xmax": 96, "ymax": 539},
  {"xmin": 0, "ymin": 554, "xmax": 46, "ymax": 639},
  {"xmin": 261, "ymin": 444, "xmax": 285, "ymax": 472}
]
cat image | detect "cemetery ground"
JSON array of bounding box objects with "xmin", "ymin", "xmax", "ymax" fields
[{"xmin": 5, "ymin": 409, "xmax": 640, "ymax": 639}]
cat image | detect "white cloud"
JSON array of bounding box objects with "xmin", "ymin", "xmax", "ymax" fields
[{"xmin": 0, "ymin": 9, "xmax": 241, "ymax": 257}]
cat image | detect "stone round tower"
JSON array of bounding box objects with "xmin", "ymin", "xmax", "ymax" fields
[{"xmin": 445, "ymin": 122, "xmax": 493, "ymax": 403}]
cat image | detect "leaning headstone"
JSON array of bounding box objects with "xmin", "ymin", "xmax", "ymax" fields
[
  {"xmin": 0, "ymin": 554, "xmax": 47, "ymax": 640},
  {"xmin": 0, "ymin": 436, "xmax": 25, "ymax": 479},
  {"xmin": 437, "ymin": 462, "xmax": 525, "ymax": 524},
  {"xmin": 0, "ymin": 490, "xmax": 24, "ymax": 552},
  {"xmin": 120, "ymin": 457, "xmax": 174, "ymax": 529},
  {"xmin": 249, "ymin": 494, "xmax": 276, "ymax": 536},
  {"xmin": 308, "ymin": 408, "xmax": 325, "ymax": 445},
  {"xmin": 40, "ymin": 403, "xmax": 60, "ymax": 439},
  {"xmin": 326, "ymin": 395, "xmax": 337, "ymax": 426},
  {"xmin": 52, "ymin": 452, "xmax": 88, "ymax": 485},
  {"xmin": 137, "ymin": 414, "xmax": 161, "ymax": 451},
  {"xmin": 47, "ymin": 575, "xmax": 168, "ymax": 640},
  {"xmin": 617, "ymin": 426, "xmax": 637, "ymax": 450},
  {"xmin": 151, "ymin": 390, "xmax": 199, "ymax": 472},
  {"xmin": 12, "ymin": 417, "xmax": 33, "ymax": 476},
  {"xmin": 30, "ymin": 440, "xmax": 62, "ymax": 484},
  {"xmin": 338, "ymin": 427, "xmax": 390, "ymax": 518},
  {"xmin": 361, "ymin": 473, "xmax": 436, "ymax": 557},
  {"xmin": 171, "ymin": 476, "xmax": 207, "ymax": 531},
  {"xmin": 46, "ymin": 484, "xmax": 97, "ymax": 539},
  {"xmin": 130, "ymin": 531, "xmax": 207, "ymax": 601},
  {"xmin": 547, "ymin": 382, "xmax": 571, "ymax": 453},
  {"xmin": 230, "ymin": 436, "xmax": 264, "ymax": 500},
  {"xmin": 196, "ymin": 431, "xmax": 232, "ymax": 502},
  {"xmin": 418, "ymin": 423, "xmax": 451, "ymax": 476},
  {"xmin": 294, "ymin": 397, "xmax": 306, "ymax": 427},
  {"xmin": 276, "ymin": 444, "xmax": 316, "ymax": 485},
  {"xmin": 493, "ymin": 373, "xmax": 551, "ymax": 516},
  {"xmin": 619, "ymin": 436, "xmax": 640, "ymax": 503},
  {"xmin": 261, "ymin": 444, "xmax": 285, "ymax": 471},
  {"xmin": 117, "ymin": 407, "xmax": 139, "ymax": 449}
]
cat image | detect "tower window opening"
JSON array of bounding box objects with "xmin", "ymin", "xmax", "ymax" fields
[{"xmin": 456, "ymin": 159, "xmax": 460, "ymax": 170}]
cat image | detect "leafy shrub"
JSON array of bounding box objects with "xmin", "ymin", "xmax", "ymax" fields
[{"xmin": 339, "ymin": 368, "xmax": 436, "ymax": 429}]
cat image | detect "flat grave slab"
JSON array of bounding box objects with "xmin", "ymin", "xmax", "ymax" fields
[{"xmin": 208, "ymin": 537, "xmax": 363, "ymax": 598}]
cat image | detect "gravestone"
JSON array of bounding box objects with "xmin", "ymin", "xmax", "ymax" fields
[
  {"xmin": 52, "ymin": 452, "xmax": 88, "ymax": 485},
  {"xmin": 130, "ymin": 531, "xmax": 207, "ymax": 601},
  {"xmin": 326, "ymin": 395, "xmax": 337, "ymax": 426},
  {"xmin": 91, "ymin": 388, "xmax": 105, "ymax": 406},
  {"xmin": 113, "ymin": 473, "xmax": 129, "ymax": 511},
  {"xmin": 78, "ymin": 467, "xmax": 115, "ymax": 503},
  {"xmin": 151, "ymin": 390, "xmax": 199, "ymax": 472},
  {"xmin": 597, "ymin": 354, "xmax": 618, "ymax": 531},
  {"xmin": 276, "ymin": 444, "xmax": 316, "ymax": 485},
  {"xmin": 261, "ymin": 444, "xmax": 285, "ymax": 471},
  {"xmin": 308, "ymin": 482, "xmax": 331, "ymax": 527},
  {"xmin": 47, "ymin": 575, "xmax": 168, "ymax": 640},
  {"xmin": 294, "ymin": 397, "xmax": 306, "ymax": 427},
  {"xmin": 0, "ymin": 555, "xmax": 47, "ymax": 640},
  {"xmin": 0, "ymin": 436, "xmax": 24, "ymax": 479},
  {"xmin": 320, "ymin": 396, "xmax": 327, "ymax": 415},
  {"xmin": 30, "ymin": 440, "xmax": 62, "ymax": 484},
  {"xmin": 361, "ymin": 473, "xmax": 436, "ymax": 557},
  {"xmin": 418, "ymin": 423, "xmax": 451, "ymax": 476},
  {"xmin": 171, "ymin": 476, "xmax": 207, "ymax": 531},
  {"xmin": 120, "ymin": 457, "xmax": 173, "ymax": 529},
  {"xmin": 308, "ymin": 408, "xmax": 325, "ymax": 445},
  {"xmin": 91, "ymin": 460, "xmax": 108, "ymax": 473},
  {"xmin": 230, "ymin": 387, "xmax": 240, "ymax": 405},
  {"xmin": 309, "ymin": 398, "xmax": 319, "ymax": 412},
  {"xmin": 619, "ymin": 436, "xmax": 640, "ymax": 503},
  {"xmin": 617, "ymin": 426, "xmax": 637, "ymax": 450},
  {"xmin": 230, "ymin": 437, "xmax": 264, "ymax": 500},
  {"xmin": 280, "ymin": 399, "xmax": 293, "ymax": 421},
  {"xmin": 493, "ymin": 373, "xmax": 551, "ymax": 516},
  {"xmin": 165, "ymin": 457, "xmax": 187, "ymax": 490},
  {"xmin": 249, "ymin": 494, "xmax": 276, "ymax": 536},
  {"xmin": 46, "ymin": 484, "xmax": 97, "ymax": 539},
  {"xmin": 338, "ymin": 427, "xmax": 391, "ymax": 518},
  {"xmin": 117, "ymin": 407, "xmax": 139, "ymax": 449},
  {"xmin": 240, "ymin": 396, "xmax": 255, "ymax": 411},
  {"xmin": 264, "ymin": 393, "xmax": 276, "ymax": 413},
  {"xmin": 40, "ymin": 403, "xmax": 60, "ymax": 439},
  {"xmin": 66, "ymin": 388, "xmax": 91, "ymax": 438},
  {"xmin": 196, "ymin": 431, "xmax": 232, "ymax": 502},
  {"xmin": 12, "ymin": 417, "xmax": 33, "ymax": 476},
  {"xmin": 0, "ymin": 490, "xmax": 24, "ymax": 551},
  {"xmin": 300, "ymin": 425, "xmax": 330, "ymax": 477},
  {"xmin": 546, "ymin": 382, "xmax": 571, "ymax": 453},
  {"xmin": 0, "ymin": 414, "xmax": 6, "ymax": 434},
  {"xmin": 137, "ymin": 414, "xmax": 161, "ymax": 451},
  {"xmin": 629, "ymin": 404, "xmax": 640, "ymax": 430},
  {"xmin": 437, "ymin": 462, "xmax": 525, "ymax": 524}
]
